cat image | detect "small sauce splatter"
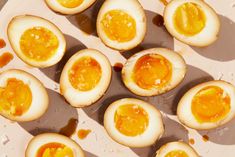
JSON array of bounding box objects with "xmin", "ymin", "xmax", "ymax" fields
[
  {"xmin": 160, "ymin": 0, "xmax": 168, "ymax": 6},
  {"xmin": 202, "ymin": 135, "xmax": 209, "ymax": 142},
  {"xmin": 189, "ymin": 138, "xmax": 195, "ymax": 145},
  {"xmin": 77, "ymin": 129, "xmax": 91, "ymax": 139},
  {"xmin": 0, "ymin": 52, "xmax": 14, "ymax": 68},
  {"xmin": 76, "ymin": 14, "xmax": 95, "ymax": 35},
  {"xmin": 59, "ymin": 118, "xmax": 78, "ymax": 137},
  {"xmin": 0, "ymin": 39, "xmax": 6, "ymax": 49},
  {"xmin": 152, "ymin": 15, "xmax": 164, "ymax": 27},
  {"xmin": 113, "ymin": 63, "xmax": 123, "ymax": 72}
]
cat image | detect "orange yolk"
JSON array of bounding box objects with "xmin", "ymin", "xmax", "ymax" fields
[
  {"xmin": 37, "ymin": 143, "xmax": 74, "ymax": 157},
  {"xmin": 174, "ymin": 2, "xmax": 206, "ymax": 36},
  {"xmin": 192, "ymin": 86, "xmax": 231, "ymax": 123},
  {"xmin": 20, "ymin": 27, "xmax": 59, "ymax": 61},
  {"xmin": 165, "ymin": 150, "xmax": 189, "ymax": 157},
  {"xmin": 57, "ymin": 0, "xmax": 84, "ymax": 8},
  {"xmin": 133, "ymin": 54, "xmax": 172, "ymax": 90},
  {"xmin": 101, "ymin": 10, "xmax": 136, "ymax": 42},
  {"xmin": 68, "ymin": 57, "xmax": 102, "ymax": 91},
  {"xmin": 114, "ymin": 104, "xmax": 149, "ymax": 137},
  {"xmin": 0, "ymin": 78, "xmax": 32, "ymax": 116}
]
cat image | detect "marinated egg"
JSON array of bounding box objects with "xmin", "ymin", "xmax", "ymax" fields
[
  {"xmin": 164, "ymin": 0, "xmax": 220, "ymax": 47},
  {"xmin": 122, "ymin": 48, "xmax": 186, "ymax": 96},
  {"xmin": 177, "ymin": 80, "xmax": 235, "ymax": 130},
  {"xmin": 60, "ymin": 49, "xmax": 112, "ymax": 107},
  {"xmin": 0, "ymin": 69, "xmax": 48, "ymax": 122},
  {"xmin": 96, "ymin": 0, "xmax": 146, "ymax": 50},
  {"xmin": 7, "ymin": 15, "xmax": 66, "ymax": 68},
  {"xmin": 104, "ymin": 98, "xmax": 164, "ymax": 147}
]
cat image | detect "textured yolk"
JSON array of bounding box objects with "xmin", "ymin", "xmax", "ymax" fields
[
  {"xmin": 37, "ymin": 143, "xmax": 74, "ymax": 157},
  {"xmin": 69, "ymin": 57, "xmax": 102, "ymax": 91},
  {"xmin": 192, "ymin": 86, "xmax": 231, "ymax": 123},
  {"xmin": 174, "ymin": 2, "xmax": 206, "ymax": 36},
  {"xmin": 101, "ymin": 10, "xmax": 136, "ymax": 42},
  {"xmin": 20, "ymin": 27, "xmax": 59, "ymax": 61},
  {"xmin": 165, "ymin": 150, "xmax": 189, "ymax": 157},
  {"xmin": 0, "ymin": 78, "xmax": 32, "ymax": 116},
  {"xmin": 114, "ymin": 104, "xmax": 149, "ymax": 137},
  {"xmin": 133, "ymin": 54, "xmax": 172, "ymax": 90},
  {"xmin": 57, "ymin": 0, "xmax": 84, "ymax": 8}
]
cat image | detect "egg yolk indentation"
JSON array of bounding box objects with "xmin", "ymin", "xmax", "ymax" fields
[
  {"xmin": 133, "ymin": 54, "xmax": 172, "ymax": 90},
  {"xmin": 173, "ymin": 2, "xmax": 206, "ymax": 36},
  {"xmin": 69, "ymin": 57, "xmax": 102, "ymax": 91},
  {"xmin": 114, "ymin": 104, "xmax": 149, "ymax": 137},
  {"xmin": 0, "ymin": 78, "xmax": 32, "ymax": 116},
  {"xmin": 20, "ymin": 27, "xmax": 59, "ymax": 61},
  {"xmin": 37, "ymin": 143, "xmax": 74, "ymax": 157},
  {"xmin": 192, "ymin": 86, "xmax": 231, "ymax": 123},
  {"xmin": 101, "ymin": 10, "xmax": 136, "ymax": 42},
  {"xmin": 165, "ymin": 150, "xmax": 189, "ymax": 157},
  {"xmin": 57, "ymin": 0, "xmax": 84, "ymax": 8}
]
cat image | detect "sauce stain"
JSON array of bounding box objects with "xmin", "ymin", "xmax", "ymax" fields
[
  {"xmin": 160, "ymin": 0, "xmax": 168, "ymax": 6},
  {"xmin": 113, "ymin": 63, "xmax": 124, "ymax": 72},
  {"xmin": 59, "ymin": 118, "xmax": 78, "ymax": 137},
  {"xmin": 76, "ymin": 14, "xmax": 96, "ymax": 35},
  {"xmin": 152, "ymin": 15, "xmax": 164, "ymax": 27},
  {"xmin": 0, "ymin": 39, "xmax": 6, "ymax": 49},
  {"xmin": 0, "ymin": 52, "xmax": 14, "ymax": 68},
  {"xmin": 78, "ymin": 129, "xmax": 91, "ymax": 139},
  {"xmin": 189, "ymin": 138, "xmax": 195, "ymax": 145},
  {"xmin": 202, "ymin": 135, "xmax": 209, "ymax": 142}
]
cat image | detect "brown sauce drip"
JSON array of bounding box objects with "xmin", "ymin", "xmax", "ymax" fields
[
  {"xmin": 160, "ymin": 0, "xmax": 168, "ymax": 6},
  {"xmin": 152, "ymin": 15, "xmax": 164, "ymax": 27},
  {"xmin": 202, "ymin": 135, "xmax": 209, "ymax": 142},
  {"xmin": 0, "ymin": 52, "xmax": 14, "ymax": 68},
  {"xmin": 77, "ymin": 129, "xmax": 91, "ymax": 139},
  {"xmin": 0, "ymin": 39, "xmax": 6, "ymax": 49},
  {"xmin": 59, "ymin": 118, "xmax": 78, "ymax": 137},
  {"xmin": 113, "ymin": 63, "xmax": 123, "ymax": 72},
  {"xmin": 189, "ymin": 138, "xmax": 195, "ymax": 145}
]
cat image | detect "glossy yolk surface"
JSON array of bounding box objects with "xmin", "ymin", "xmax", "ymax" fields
[
  {"xmin": 192, "ymin": 86, "xmax": 231, "ymax": 123},
  {"xmin": 165, "ymin": 150, "xmax": 189, "ymax": 157},
  {"xmin": 101, "ymin": 10, "xmax": 136, "ymax": 42},
  {"xmin": 133, "ymin": 54, "xmax": 172, "ymax": 90},
  {"xmin": 37, "ymin": 142, "xmax": 74, "ymax": 157},
  {"xmin": 69, "ymin": 56, "xmax": 102, "ymax": 91},
  {"xmin": 114, "ymin": 104, "xmax": 149, "ymax": 137},
  {"xmin": 20, "ymin": 27, "xmax": 59, "ymax": 61},
  {"xmin": 57, "ymin": 0, "xmax": 84, "ymax": 8},
  {"xmin": 173, "ymin": 2, "xmax": 206, "ymax": 36},
  {"xmin": 0, "ymin": 78, "xmax": 32, "ymax": 116}
]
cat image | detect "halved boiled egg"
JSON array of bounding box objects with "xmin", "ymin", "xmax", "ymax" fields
[
  {"xmin": 156, "ymin": 141, "xmax": 199, "ymax": 157},
  {"xmin": 104, "ymin": 98, "xmax": 164, "ymax": 147},
  {"xmin": 60, "ymin": 49, "xmax": 112, "ymax": 107},
  {"xmin": 45, "ymin": 0, "xmax": 96, "ymax": 15},
  {"xmin": 164, "ymin": 0, "xmax": 220, "ymax": 47},
  {"xmin": 177, "ymin": 80, "xmax": 235, "ymax": 130},
  {"xmin": 96, "ymin": 0, "xmax": 146, "ymax": 50},
  {"xmin": 25, "ymin": 133, "xmax": 85, "ymax": 157},
  {"xmin": 122, "ymin": 48, "xmax": 186, "ymax": 96},
  {"xmin": 7, "ymin": 15, "xmax": 66, "ymax": 68},
  {"xmin": 0, "ymin": 69, "xmax": 48, "ymax": 122}
]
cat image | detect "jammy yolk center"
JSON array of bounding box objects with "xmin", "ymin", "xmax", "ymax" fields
[
  {"xmin": 173, "ymin": 2, "xmax": 206, "ymax": 36},
  {"xmin": 165, "ymin": 150, "xmax": 189, "ymax": 157},
  {"xmin": 101, "ymin": 10, "xmax": 136, "ymax": 42},
  {"xmin": 133, "ymin": 54, "xmax": 172, "ymax": 90},
  {"xmin": 20, "ymin": 27, "xmax": 59, "ymax": 61},
  {"xmin": 57, "ymin": 0, "xmax": 84, "ymax": 8},
  {"xmin": 69, "ymin": 57, "xmax": 102, "ymax": 91},
  {"xmin": 192, "ymin": 86, "xmax": 231, "ymax": 123},
  {"xmin": 114, "ymin": 104, "xmax": 149, "ymax": 137},
  {"xmin": 37, "ymin": 143, "xmax": 74, "ymax": 157},
  {"xmin": 0, "ymin": 78, "xmax": 32, "ymax": 116}
]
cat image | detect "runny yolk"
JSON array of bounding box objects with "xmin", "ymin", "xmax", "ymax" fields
[
  {"xmin": 57, "ymin": 0, "xmax": 84, "ymax": 8},
  {"xmin": 133, "ymin": 54, "xmax": 172, "ymax": 90},
  {"xmin": 20, "ymin": 27, "xmax": 59, "ymax": 61},
  {"xmin": 101, "ymin": 10, "xmax": 136, "ymax": 42},
  {"xmin": 165, "ymin": 150, "xmax": 189, "ymax": 157},
  {"xmin": 37, "ymin": 143, "xmax": 74, "ymax": 157},
  {"xmin": 191, "ymin": 86, "xmax": 231, "ymax": 123},
  {"xmin": 114, "ymin": 104, "xmax": 149, "ymax": 137},
  {"xmin": 0, "ymin": 78, "xmax": 32, "ymax": 116},
  {"xmin": 68, "ymin": 56, "xmax": 102, "ymax": 91},
  {"xmin": 173, "ymin": 2, "xmax": 206, "ymax": 36}
]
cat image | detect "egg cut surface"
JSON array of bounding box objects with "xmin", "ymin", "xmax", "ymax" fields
[
  {"xmin": 7, "ymin": 15, "xmax": 66, "ymax": 68},
  {"xmin": 164, "ymin": 0, "xmax": 220, "ymax": 47},
  {"xmin": 25, "ymin": 133, "xmax": 85, "ymax": 157},
  {"xmin": 96, "ymin": 0, "xmax": 146, "ymax": 51},
  {"xmin": 122, "ymin": 48, "xmax": 186, "ymax": 96},
  {"xmin": 60, "ymin": 49, "xmax": 112, "ymax": 107},
  {"xmin": 177, "ymin": 80, "xmax": 235, "ymax": 130},
  {"xmin": 0, "ymin": 69, "xmax": 48, "ymax": 122},
  {"xmin": 104, "ymin": 98, "xmax": 164, "ymax": 147}
]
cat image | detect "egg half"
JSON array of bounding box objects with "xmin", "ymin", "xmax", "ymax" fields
[
  {"xmin": 156, "ymin": 141, "xmax": 199, "ymax": 157},
  {"xmin": 0, "ymin": 69, "xmax": 48, "ymax": 122},
  {"xmin": 164, "ymin": 0, "xmax": 220, "ymax": 47},
  {"xmin": 60, "ymin": 49, "xmax": 112, "ymax": 107},
  {"xmin": 45, "ymin": 0, "xmax": 96, "ymax": 14},
  {"xmin": 7, "ymin": 15, "xmax": 66, "ymax": 68},
  {"xmin": 104, "ymin": 98, "xmax": 164, "ymax": 147},
  {"xmin": 122, "ymin": 48, "xmax": 186, "ymax": 96},
  {"xmin": 96, "ymin": 0, "xmax": 146, "ymax": 51},
  {"xmin": 25, "ymin": 133, "xmax": 85, "ymax": 157},
  {"xmin": 177, "ymin": 80, "xmax": 235, "ymax": 130}
]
